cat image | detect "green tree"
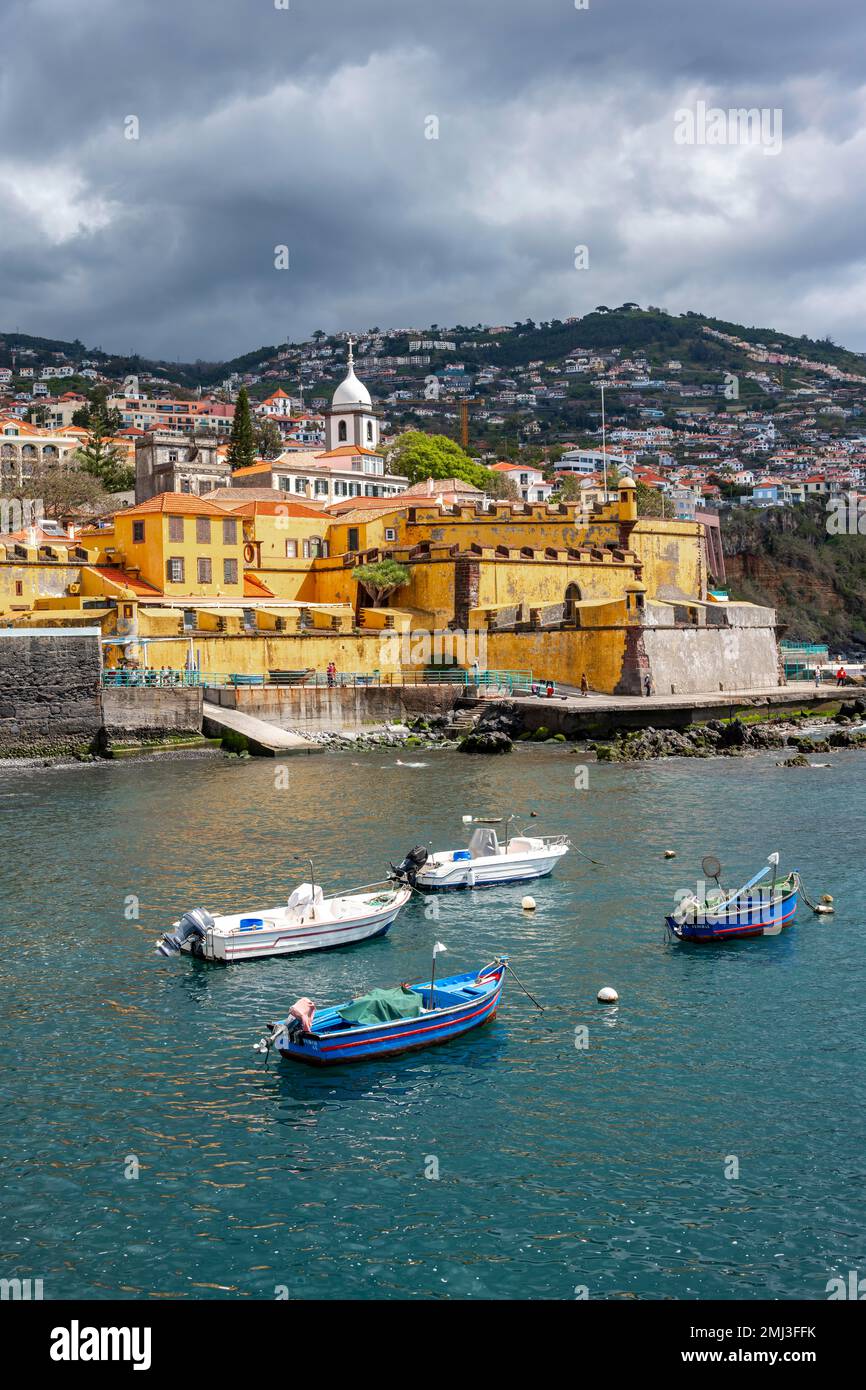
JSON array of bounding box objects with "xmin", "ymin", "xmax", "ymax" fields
[
  {"xmin": 485, "ymin": 469, "xmax": 521, "ymax": 500},
  {"xmin": 74, "ymin": 408, "xmax": 133, "ymax": 492},
  {"xmin": 552, "ymin": 472, "xmax": 583, "ymax": 501},
  {"xmin": 256, "ymin": 416, "xmax": 283, "ymax": 460},
  {"xmin": 227, "ymin": 386, "xmax": 257, "ymax": 470},
  {"xmin": 352, "ymin": 559, "xmax": 411, "ymax": 607},
  {"xmin": 384, "ymin": 430, "xmax": 489, "ymax": 490},
  {"xmin": 635, "ymin": 480, "xmax": 665, "ymax": 517},
  {"xmin": 21, "ymin": 464, "xmax": 108, "ymax": 519}
]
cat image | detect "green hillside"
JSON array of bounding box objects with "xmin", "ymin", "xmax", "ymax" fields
[{"xmin": 722, "ymin": 500, "xmax": 866, "ymax": 651}]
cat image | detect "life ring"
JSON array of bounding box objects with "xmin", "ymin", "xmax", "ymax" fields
[{"xmin": 243, "ymin": 543, "xmax": 256, "ymax": 563}]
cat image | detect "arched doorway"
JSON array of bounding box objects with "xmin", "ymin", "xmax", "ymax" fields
[{"xmin": 565, "ymin": 582, "xmax": 582, "ymax": 623}]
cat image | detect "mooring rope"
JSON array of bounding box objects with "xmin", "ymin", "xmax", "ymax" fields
[
  {"xmin": 505, "ymin": 962, "xmax": 545, "ymax": 1011},
  {"xmin": 799, "ymin": 879, "xmax": 835, "ymax": 914}
]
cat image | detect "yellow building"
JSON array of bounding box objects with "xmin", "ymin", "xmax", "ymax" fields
[
  {"xmin": 0, "ymin": 478, "xmax": 779, "ymax": 696},
  {"xmin": 109, "ymin": 493, "xmax": 247, "ymax": 599}
]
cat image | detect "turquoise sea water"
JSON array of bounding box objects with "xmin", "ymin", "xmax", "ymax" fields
[{"xmin": 0, "ymin": 746, "xmax": 864, "ymax": 1301}]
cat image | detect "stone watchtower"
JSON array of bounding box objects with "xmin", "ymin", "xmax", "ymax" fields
[{"xmin": 134, "ymin": 430, "xmax": 230, "ymax": 503}]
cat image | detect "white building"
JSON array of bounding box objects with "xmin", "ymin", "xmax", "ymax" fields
[
  {"xmin": 322, "ymin": 339, "xmax": 381, "ymax": 451},
  {"xmin": 555, "ymin": 448, "xmax": 630, "ymax": 476},
  {"xmin": 229, "ymin": 350, "xmax": 407, "ymax": 505}
]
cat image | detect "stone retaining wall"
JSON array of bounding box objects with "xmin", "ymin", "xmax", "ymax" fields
[{"xmin": 0, "ymin": 628, "xmax": 103, "ymax": 757}]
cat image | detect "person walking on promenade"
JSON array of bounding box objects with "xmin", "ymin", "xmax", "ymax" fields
[
  {"xmin": 836, "ymin": 666, "xmax": 847, "ymax": 687},
  {"xmin": 580, "ymin": 672, "xmax": 589, "ymax": 698},
  {"xmin": 327, "ymin": 661, "xmax": 336, "ymax": 689},
  {"xmin": 644, "ymin": 674, "xmax": 652, "ymax": 698}
]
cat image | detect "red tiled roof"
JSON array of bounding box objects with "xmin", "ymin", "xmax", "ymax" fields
[
  {"xmin": 226, "ymin": 499, "xmax": 322, "ymax": 518},
  {"xmin": 90, "ymin": 565, "xmax": 163, "ymax": 595},
  {"xmin": 327, "ymin": 496, "xmax": 409, "ymax": 514},
  {"xmin": 120, "ymin": 492, "xmax": 231, "ymax": 518}
]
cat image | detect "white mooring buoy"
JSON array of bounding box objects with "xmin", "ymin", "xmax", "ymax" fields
[
  {"xmin": 521, "ymin": 895, "xmax": 537, "ymax": 912},
  {"xmin": 664, "ymin": 850, "xmax": 676, "ymax": 858},
  {"xmin": 597, "ymin": 986, "xmax": 619, "ymax": 1003}
]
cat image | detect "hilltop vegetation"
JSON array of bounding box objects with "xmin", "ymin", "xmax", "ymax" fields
[
  {"xmin": 722, "ymin": 500, "xmax": 866, "ymax": 651},
  {"xmin": 4, "ymin": 304, "xmax": 866, "ymax": 391}
]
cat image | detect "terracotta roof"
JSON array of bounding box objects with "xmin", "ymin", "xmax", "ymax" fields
[
  {"xmin": 229, "ymin": 461, "xmax": 273, "ymax": 477},
  {"xmin": 119, "ymin": 492, "xmax": 232, "ymax": 518},
  {"xmin": 203, "ymin": 487, "xmax": 287, "ymax": 502},
  {"xmin": 327, "ymin": 496, "xmax": 411, "ymax": 514},
  {"xmin": 89, "ymin": 565, "xmax": 163, "ymax": 595},
  {"xmin": 401, "ymin": 478, "xmax": 482, "ymax": 497},
  {"xmin": 316, "ymin": 445, "xmax": 382, "ymax": 459},
  {"xmin": 227, "ymin": 499, "xmax": 323, "ymax": 518}
]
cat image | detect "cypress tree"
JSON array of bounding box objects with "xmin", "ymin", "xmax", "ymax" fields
[{"xmin": 228, "ymin": 386, "xmax": 257, "ymax": 470}]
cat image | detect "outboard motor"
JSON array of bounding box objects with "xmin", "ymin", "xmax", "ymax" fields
[
  {"xmin": 390, "ymin": 845, "xmax": 429, "ymax": 886},
  {"xmin": 157, "ymin": 907, "xmax": 215, "ymax": 958}
]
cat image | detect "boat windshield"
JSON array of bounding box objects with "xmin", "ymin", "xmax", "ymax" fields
[{"xmin": 468, "ymin": 827, "xmax": 499, "ymax": 858}]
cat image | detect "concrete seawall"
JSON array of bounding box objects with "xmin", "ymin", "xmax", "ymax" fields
[
  {"xmin": 488, "ymin": 686, "xmax": 866, "ymax": 739},
  {"xmin": 101, "ymin": 686, "xmax": 204, "ymax": 741},
  {"xmin": 204, "ymin": 682, "xmax": 468, "ymax": 732}
]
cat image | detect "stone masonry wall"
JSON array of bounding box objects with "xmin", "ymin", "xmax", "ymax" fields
[{"xmin": 0, "ymin": 629, "xmax": 103, "ymax": 757}]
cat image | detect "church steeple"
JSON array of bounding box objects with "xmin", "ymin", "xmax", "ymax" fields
[{"xmin": 325, "ymin": 337, "xmax": 379, "ymax": 450}]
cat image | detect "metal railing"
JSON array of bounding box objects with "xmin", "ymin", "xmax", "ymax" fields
[{"xmin": 101, "ymin": 667, "xmax": 534, "ymax": 692}]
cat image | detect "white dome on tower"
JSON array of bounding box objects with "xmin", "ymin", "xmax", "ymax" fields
[{"xmin": 332, "ymin": 338, "xmax": 372, "ymax": 407}]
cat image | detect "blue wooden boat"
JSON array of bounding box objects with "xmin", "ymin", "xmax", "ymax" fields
[
  {"xmin": 666, "ymin": 853, "xmax": 800, "ymax": 942},
  {"xmin": 256, "ymin": 957, "xmax": 508, "ymax": 1065}
]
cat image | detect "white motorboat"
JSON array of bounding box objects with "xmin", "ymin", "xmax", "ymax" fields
[
  {"xmin": 156, "ymin": 881, "xmax": 411, "ymax": 963},
  {"xmin": 391, "ymin": 823, "xmax": 570, "ymax": 891}
]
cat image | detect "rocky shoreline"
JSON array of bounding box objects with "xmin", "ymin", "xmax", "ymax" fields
[
  {"xmin": 592, "ymin": 706, "xmax": 866, "ymax": 761},
  {"xmin": 5, "ymin": 699, "xmax": 866, "ymax": 767}
]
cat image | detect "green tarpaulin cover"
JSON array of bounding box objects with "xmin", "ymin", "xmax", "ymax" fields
[{"xmin": 338, "ymin": 985, "xmax": 423, "ymax": 1026}]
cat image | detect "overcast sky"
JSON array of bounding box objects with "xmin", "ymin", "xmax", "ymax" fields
[{"xmin": 3, "ymin": 0, "xmax": 866, "ymax": 360}]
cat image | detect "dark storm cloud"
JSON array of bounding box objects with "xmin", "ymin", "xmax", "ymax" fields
[{"xmin": 2, "ymin": 0, "xmax": 866, "ymax": 357}]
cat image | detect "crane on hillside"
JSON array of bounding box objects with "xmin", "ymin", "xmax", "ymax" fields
[{"xmin": 387, "ymin": 396, "xmax": 478, "ymax": 449}]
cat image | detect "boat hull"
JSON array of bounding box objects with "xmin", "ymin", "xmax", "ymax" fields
[
  {"xmin": 276, "ymin": 964, "xmax": 506, "ymax": 1065},
  {"xmin": 179, "ymin": 891, "xmax": 410, "ymax": 963},
  {"xmin": 666, "ymin": 881, "xmax": 799, "ymax": 942},
  {"xmin": 415, "ymin": 845, "xmax": 567, "ymax": 891}
]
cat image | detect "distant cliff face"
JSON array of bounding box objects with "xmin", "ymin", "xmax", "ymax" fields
[{"xmin": 721, "ymin": 502, "xmax": 866, "ymax": 650}]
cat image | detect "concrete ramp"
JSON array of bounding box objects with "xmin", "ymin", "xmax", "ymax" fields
[{"xmin": 202, "ymin": 703, "xmax": 322, "ymax": 756}]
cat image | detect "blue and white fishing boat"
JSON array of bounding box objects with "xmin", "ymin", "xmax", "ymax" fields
[
  {"xmin": 666, "ymin": 852, "xmax": 800, "ymax": 942},
  {"xmin": 255, "ymin": 956, "xmax": 508, "ymax": 1065}
]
